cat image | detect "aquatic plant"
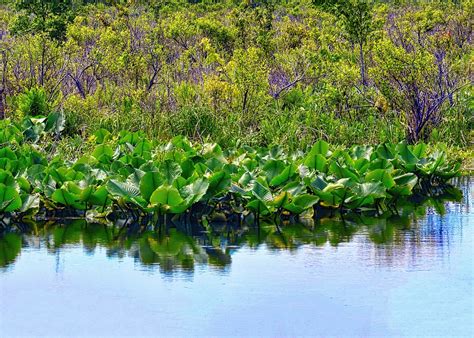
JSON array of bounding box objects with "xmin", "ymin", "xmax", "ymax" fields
[{"xmin": 0, "ymin": 116, "xmax": 462, "ymax": 224}]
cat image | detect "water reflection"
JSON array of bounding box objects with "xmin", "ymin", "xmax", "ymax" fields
[{"xmin": 1, "ymin": 177, "xmax": 471, "ymax": 273}]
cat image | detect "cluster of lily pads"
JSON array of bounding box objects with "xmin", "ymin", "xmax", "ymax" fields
[{"xmin": 0, "ymin": 113, "xmax": 461, "ymax": 223}]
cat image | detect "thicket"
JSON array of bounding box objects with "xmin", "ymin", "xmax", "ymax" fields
[{"xmin": 0, "ymin": 0, "xmax": 472, "ymax": 151}]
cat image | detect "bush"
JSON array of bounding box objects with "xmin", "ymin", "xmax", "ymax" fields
[
  {"xmin": 16, "ymin": 87, "xmax": 49, "ymax": 117},
  {"xmin": 170, "ymin": 106, "xmax": 221, "ymax": 142}
]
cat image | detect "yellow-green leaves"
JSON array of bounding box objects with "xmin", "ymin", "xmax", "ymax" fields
[
  {"xmin": 0, "ymin": 184, "xmax": 22, "ymax": 212},
  {"xmin": 150, "ymin": 185, "xmax": 185, "ymax": 213},
  {"xmin": 0, "ymin": 123, "xmax": 462, "ymax": 219},
  {"xmin": 92, "ymin": 144, "xmax": 114, "ymax": 163},
  {"xmin": 140, "ymin": 171, "xmax": 163, "ymax": 202},
  {"xmin": 365, "ymin": 169, "xmax": 395, "ymax": 189}
]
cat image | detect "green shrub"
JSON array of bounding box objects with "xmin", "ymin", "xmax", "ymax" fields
[
  {"xmin": 170, "ymin": 106, "xmax": 221, "ymax": 142},
  {"xmin": 16, "ymin": 87, "xmax": 49, "ymax": 117}
]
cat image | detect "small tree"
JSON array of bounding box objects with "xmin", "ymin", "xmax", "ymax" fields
[
  {"xmin": 314, "ymin": 0, "xmax": 375, "ymax": 86},
  {"xmin": 0, "ymin": 49, "xmax": 6, "ymax": 119},
  {"xmin": 337, "ymin": 0, "xmax": 374, "ymax": 87},
  {"xmin": 0, "ymin": 20, "xmax": 8, "ymax": 119},
  {"xmin": 9, "ymin": 0, "xmax": 78, "ymax": 90},
  {"xmin": 371, "ymin": 6, "xmax": 472, "ymax": 143},
  {"xmin": 11, "ymin": 0, "xmax": 76, "ymax": 41}
]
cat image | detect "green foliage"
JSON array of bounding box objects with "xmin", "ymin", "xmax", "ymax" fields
[
  {"xmin": 16, "ymin": 87, "xmax": 49, "ymax": 117},
  {"xmin": 0, "ymin": 115, "xmax": 462, "ymax": 220},
  {"xmin": 0, "ymin": 184, "xmax": 22, "ymax": 212},
  {"xmin": 370, "ymin": 2, "xmax": 472, "ymax": 142},
  {"xmin": 11, "ymin": 0, "xmax": 77, "ymax": 40},
  {"xmin": 316, "ymin": 0, "xmax": 375, "ymax": 45},
  {"xmin": 0, "ymin": 0, "xmax": 471, "ymax": 157}
]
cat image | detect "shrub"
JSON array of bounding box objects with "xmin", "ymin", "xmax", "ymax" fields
[{"xmin": 16, "ymin": 87, "xmax": 49, "ymax": 117}]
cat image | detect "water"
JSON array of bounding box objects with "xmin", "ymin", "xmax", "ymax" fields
[{"xmin": 1, "ymin": 178, "xmax": 472, "ymax": 337}]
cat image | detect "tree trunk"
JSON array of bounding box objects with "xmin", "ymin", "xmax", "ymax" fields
[
  {"xmin": 359, "ymin": 43, "xmax": 367, "ymax": 87},
  {"xmin": 0, "ymin": 89, "xmax": 4, "ymax": 119},
  {"xmin": 407, "ymin": 126, "xmax": 418, "ymax": 144},
  {"xmin": 40, "ymin": 38, "xmax": 46, "ymax": 86},
  {"xmin": 0, "ymin": 51, "xmax": 6, "ymax": 119},
  {"xmin": 69, "ymin": 73, "xmax": 86, "ymax": 99}
]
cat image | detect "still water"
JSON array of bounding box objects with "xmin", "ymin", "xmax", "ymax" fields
[{"xmin": 1, "ymin": 178, "xmax": 472, "ymax": 337}]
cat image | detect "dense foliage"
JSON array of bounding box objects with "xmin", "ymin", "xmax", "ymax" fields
[
  {"xmin": 0, "ymin": 0, "xmax": 472, "ymax": 149},
  {"xmin": 0, "ymin": 113, "xmax": 461, "ymax": 223}
]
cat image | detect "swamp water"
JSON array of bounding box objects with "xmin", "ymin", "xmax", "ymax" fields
[{"xmin": 0, "ymin": 177, "xmax": 472, "ymax": 337}]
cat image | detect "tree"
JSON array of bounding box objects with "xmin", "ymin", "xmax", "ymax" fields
[
  {"xmin": 11, "ymin": 0, "xmax": 77, "ymax": 41},
  {"xmin": 0, "ymin": 25, "xmax": 7, "ymax": 119},
  {"xmin": 8, "ymin": 0, "xmax": 77, "ymax": 91},
  {"xmin": 314, "ymin": 0, "xmax": 374, "ymax": 86},
  {"xmin": 0, "ymin": 49, "xmax": 6, "ymax": 119},
  {"xmin": 371, "ymin": 5, "xmax": 471, "ymax": 143},
  {"xmin": 337, "ymin": 0, "xmax": 373, "ymax": 87}
]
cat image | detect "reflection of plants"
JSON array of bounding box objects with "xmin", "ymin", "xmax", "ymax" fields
[
  {"xmin": 316, "ymin": 218, "xmax": 359, "ymax": 246},
  {"xmin": 147, "ymin": 229, "xmax": 202, "ymax": 271},
  {"xmin": 0, "ymin": 233, "xmax": 21, "ymax": 268},
  {"xmin": 365, "ymin": 218, "xmax": 395, "ymax": 245},
  {"xmin": 1, "ymin": 179, "xmax": 465, "ymax": 270}
]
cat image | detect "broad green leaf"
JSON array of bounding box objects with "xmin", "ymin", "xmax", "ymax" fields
[
  {"xmin": 17, "ymin": 177, "xmax": 31, "ymax": 192},
  {"xmin": 183, "ymin": 178, "xmax": 209, "ymax": 205},
  {"xmin": 304, "ymin": 154, "xmax": 327, "ymax": 172},
  {"xmin": 159, "ymin": 160, "xmax": 182, "ymax": 184},
  {"xmin": 270, "ymin": 163, "xmax": 297, "ymax": 186},
  {"xmin": 247, "ymin": 199, "xmax": 269, "ymax": 215},
  {"xmin": 309, "ymin": 140, "xmax": 329, "ymax": 157},
  {"xmin": 79, "ymin": 186, "xmax": 94, "ymax": 202},
  {"xmin": 238, "ymin": 171, "xmax": 254, "ymax": 188},
  {"xmin": 394, "ymin": 173, "xmax": 418, "ymax": 187},
  {"xmin": 139, "ymin": 171, "xmax": 163, "ymax": 202},
  {"xmin": 282, "ymin": 180, "xmax": 305, "ymax": 196},
  {"xmin": 20, "ymin": 194, "xmax": 40, "ymax": 212},
  {"xmin": 107, "ymin": 180, "xmax": 140, "ymax": 199},
  {"xmin": 397, "ymin": 143, "xmax": 417, "ymax": 170},
  {"xmin": 352, "ymin": 145, "xmax": 372, "ymax": 160},
  {"xmin": 329, "ymin": 162, "xmax": 359, "ymax": 182},
  {"xmin": 263, "ymin": 159, "xmax": 285, "ymax": 182},
  {"xmin": 354, "ymin": 158, "xmax": 370, "ymax": 175},
  {"xmin": 92, "ymin": 144, "xmax": 114, "ymax": 162},
  {"xmin": 251, "ymin": 178, "xmax": 273, "ymax": 202},
  {"xmin": 413, "ymin": 143, "xmax": 427, "ymax": 159},
  {"xmin": 376, "ymin": 144, "xmax": 395, "ymax": 160},
  {"xmin": 293, "ymin": 194, "xmax": 320, "ymax": 209},
  {"xmin": 180, "ymin": 159, "xmax": 195, "ymax": 179},
  {"xmin": 51, "ymin": 187, "xmax": 85, "ymax": 210},
  {"xmin": 206, "ymin": 171, "xmax": 231, "ymax": 198},
  {"xmin": 0, "ymin": 170, "xmax": 15, "ymax": 187},
  {"xmin": 88, "ymin": 186, "xmax": 111, "ymax": 207},
  {"xmin": 284, "ymin": 194, "xmax": 320, "ymax": 214},
  {"xmin": 0, "ymin": 184, "xmax": 22, "ymax": 212},
  {"xmin": 389, "ymin": 174, "xmax": 418, "ymax": 196},
  {"xmin": 150, "ymin": 185, "xmax": 184, "ymax": 207},
  {"xmin": 365, "ymin": 169, "xmax": 395, "ymax": 189},
  {"xmin": 45, "ymin": 112, "xmax": 65, "ymax": 134},
  {"xmin": 173, "ymin": 176, "xmax": 188, "ymax": 191},
  {"xmin": 369, "ymin": 158, "xmax": 394, "ymax": 171},
  {"xmin": 133, "ymin": 140, "xmax": 152, "ymax": 158},
  {"xmin": 0, "ymin": 147, "xmax": 17, "ymax": 161},
  {"xmin": 94, "ymin": 129, "xmax": 111, "ymax": 144},
  {"xmin": 350, "ymin": 182, "xmax": 386, "ymax": 207},
  {"xmin": 272, "ymin": 192, "xmax": 290, "ymax": 209}
]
